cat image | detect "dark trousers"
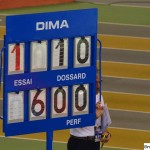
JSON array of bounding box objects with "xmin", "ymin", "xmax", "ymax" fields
[{"xmin": 67, "ymin": 136, "xmax": 100, "ymax": 150}]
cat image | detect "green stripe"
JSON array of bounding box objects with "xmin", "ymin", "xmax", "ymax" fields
[
  {"xmin": 98, "ymin": 4, "xmax": 150, "ymax": 26},
  {"xmin": 0, "ymin": 2, "xmax": 150, "ymax": 26},
  {"xmin": 0, "ymin": 137, "xmax": 46, "ymax": 150},
  {"xmin": 0, "ymin": 137, "xmax": 127, "ymax": 150}
]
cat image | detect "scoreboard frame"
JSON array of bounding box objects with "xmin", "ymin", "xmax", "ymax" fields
[{"xmin": 3, "ymin": 8, "xmax": 99, "ymax": 143}]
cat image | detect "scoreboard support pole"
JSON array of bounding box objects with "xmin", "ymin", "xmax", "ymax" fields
[
  {"xmin": 97, "ymin": 39, "xmax": 102, "ymax": 101},
  {"xmin": 46, "ymin": 132, "xmax": 53, "ymax": 150}
]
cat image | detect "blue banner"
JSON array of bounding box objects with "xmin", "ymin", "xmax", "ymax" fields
[{"xmin": 6, "ymin": 9, "xmax": 97, "ymax": 42}]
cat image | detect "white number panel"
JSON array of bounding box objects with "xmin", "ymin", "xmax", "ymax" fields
[
  {"xmin": 51, "ymin": 86, "xmax": 68, "ymax": 118},
  {"xmin": 51, "ymin": 39, "xmax": 68, "ymax": 70},
  {"xmin": 72, "ymin": 84, "xmax": 89, "ymax": 115},
  {"xmin": 8, "ymin": 92, "xmax": 24, "ymax": 124},
  {"xmin": 29, "ymin": 89, "xmax": 46, "ymax": 121},
  {"xmin": 8, "ymin": 43, "xmax": 24, "ymax": 74},
  {"xmin": 30, "ymin": 41, "xmax": 47, "ymax": 72},
  {"xmin": 74, "ymin": 36, "xmax": 91, "ymax": 68}
]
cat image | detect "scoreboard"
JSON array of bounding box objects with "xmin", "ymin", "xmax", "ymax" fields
[{"xmin": 3, "ymin": 9, "xmax": 98, "ymax": 136}]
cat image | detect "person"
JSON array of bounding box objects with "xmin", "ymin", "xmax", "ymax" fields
[{"xmin": 67, "ymin": 76, "xmax": 111, "ymax": 150}]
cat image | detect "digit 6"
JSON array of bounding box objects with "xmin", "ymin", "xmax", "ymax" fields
[{"xmin": 31, "ymin": 90, "xmax": 45, "ymax": 116}]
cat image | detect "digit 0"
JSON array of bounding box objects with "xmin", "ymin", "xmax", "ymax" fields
[
  {"xmin": 77, "ymin": 37, "xmax": 89, "ymax": 64},
  {"xmin": 75, "ymin": 85, "xmax": 87, "ymax": 111},
  {"xmin": 54, "ymin": 88, "xmax": 66, "ymax": 113},
  {"xmin": 31, "ymin": 90, "xmax": 45, "ymax": 116}
]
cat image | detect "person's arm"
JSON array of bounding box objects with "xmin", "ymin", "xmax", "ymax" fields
[{"xmin": 96, "ymin": 102, "xmax": 104, "ymax": 119}]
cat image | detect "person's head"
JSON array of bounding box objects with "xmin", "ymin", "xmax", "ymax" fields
[{"xmin": 96, "ymin": 75, "xmax": 100, "ymax": 94}]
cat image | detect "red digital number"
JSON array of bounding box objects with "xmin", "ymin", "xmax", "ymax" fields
[{"xmin": 11, "ymin": 44, "xmax": 20, "ymax": 71}]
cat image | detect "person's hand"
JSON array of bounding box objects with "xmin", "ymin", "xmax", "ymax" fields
[
  {"xmin": 96, "ymin": 102, "xmax": 104, "ymax": 119},
  {"xmin": 101, "ymin": 130, "xmax": 111, "ymax": 143}
]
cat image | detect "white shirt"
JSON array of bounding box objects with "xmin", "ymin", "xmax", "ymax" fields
[{"xmin": 70, "ymin": 93, "xmax": 104, "ymax": 137}]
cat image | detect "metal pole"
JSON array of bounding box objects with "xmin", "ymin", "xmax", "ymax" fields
[
  {"xmin": 97, "ymin": 39, "xmax": 102, "ymax": 102},
  {"xmin": 46, "ymin": 131, "xmax": 53, "ymax": 150}
]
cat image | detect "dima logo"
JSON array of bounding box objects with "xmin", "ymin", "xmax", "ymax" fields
[
  {"xmin": 36, "ymin": 20, "xmax": 69, "ymax": 31},
  {"xmin": 144, "ymin": 143, "xmax": 150, "ymax": 150}
]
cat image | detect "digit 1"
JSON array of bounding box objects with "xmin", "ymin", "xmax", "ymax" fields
[
  {"xmin": 31, "ymin": 90, "xmax": 45, "ymax": 116},
  {"xmin": 11, "ymin": 43, "xmax": 20, "ymax": 71},
  {"xmin": 77, "ymin": 37, "xmax": 89, "ymax": 64},
  {"xmin": 54, "ymin": 87, "xmax": 66, "ymax": 113},
  {"xmin": 55, "ymin": 39, "xmax": 64, "ymax": 66},
  {"xmin": 75, "ymin": 85, "xmax": 87, "ymax": 111}
]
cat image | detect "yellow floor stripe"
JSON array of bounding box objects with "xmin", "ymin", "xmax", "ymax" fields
[
  {"xmin": 98, "ymin": 34, "xmax": 150, "ymax": 51},
  {"xmin": 0, "ymin": 27, "xmax": 5, "ymax": 39},
  {"xmin": 107, "ymin": 128, "xmax": 150, "ymax": 150},
  {"xmin": 0, "ymin": 83, "xmax": 3, "ymax": 99},
  {"xmin": 103, "ymin": 91, "xmax": 150, "ymax": 112},
  {"xmin": 101, "ymin": 61, "xmax": 150, "ymax": 79},
  {"xmin": 19, "ymin": 132, "xmax": 46, "ymax": 140},
  {"xmin": 0, "ymin": 121, "xmax": 4, "ymax": 136},
  {"xmin": 53, "ymin": 129, "xmax": 69, "ymax": 142},
  {"xmin": 18, "ymin": 130, "xmax": 69, "ymax": 142}
]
